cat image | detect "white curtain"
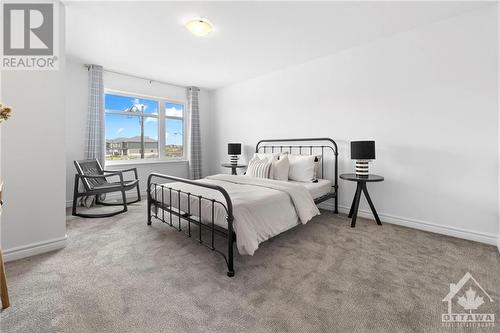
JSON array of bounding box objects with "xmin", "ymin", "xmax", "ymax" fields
[
  {"xmin": 84, "ymin": 64, "xmax": 105, "ymax": 165},
  {"xmin": 188, "ymin": 87, "xmax": 202, "ymax": 179}
]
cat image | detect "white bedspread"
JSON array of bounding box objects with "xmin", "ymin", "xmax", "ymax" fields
[{"xmin": 153, "ymin": 174, "xmax": 320, "ymax": 255}]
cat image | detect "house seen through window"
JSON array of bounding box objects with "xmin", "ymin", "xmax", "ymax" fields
[{"xmin": 105, "ymin": 93, "xmax": 185, "ymax": 161}]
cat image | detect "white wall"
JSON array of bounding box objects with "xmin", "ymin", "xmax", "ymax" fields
[
  {"xmin": 65, "ymin": 56, "xmax": 212, "ymax": 204},
  {"xmin": 210, "ymin": 6, "xmax": 499, "ymax": 245},
  {"xmin": 498, "ymin": 3, "xmax": 500, "ymax": 254},
  {"xmin": 1, "ymin": 5, "xmax": 67, "ymax": 261}
]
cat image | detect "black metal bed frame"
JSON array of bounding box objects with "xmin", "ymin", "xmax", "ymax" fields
[{"xmin": 147, "ymin": 138, "xmax": 338, "ymax": 277}]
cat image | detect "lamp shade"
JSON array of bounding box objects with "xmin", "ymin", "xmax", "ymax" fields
[
  {"xmin": 351, "ymin": 141, "xmax": 375, "ymax": 160},
  {"xmin": 227, "ymin": 143, "xmax": 241, "ymax": 155}
]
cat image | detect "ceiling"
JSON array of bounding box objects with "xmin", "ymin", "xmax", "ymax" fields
[{"xmin": 65, "ymin": 1, "xmax": 492, "ymax": 90}]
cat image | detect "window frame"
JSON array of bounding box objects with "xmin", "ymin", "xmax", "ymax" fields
[{"xmin": 104, "ymin": 89, "xmax": 187, "ymax": 165}]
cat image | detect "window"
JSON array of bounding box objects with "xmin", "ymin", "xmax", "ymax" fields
[
  {"xmin": 165, "ymin": 102, "xmax": 184, "ymax": 158},
  {"xmin": 105, "ymin": 92, "xmax": 185, "ymax": 162}
]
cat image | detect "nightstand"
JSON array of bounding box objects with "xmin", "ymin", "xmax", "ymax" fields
[
  {"xmin": 221, "ymin": 164, "xmax": 247, "ymax": 175},
  {"xmin": 340, "ymin": 173, "xmax": 384, "ymax": 228}
]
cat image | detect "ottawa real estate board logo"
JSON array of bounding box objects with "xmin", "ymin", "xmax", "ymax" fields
[
  {"xmin": 442, "ymin": 272, "xmax": 495, "ymax": 328},
  {"xmin": 1, "ymin": 1, "xmax": 59, "ymax": 70}
]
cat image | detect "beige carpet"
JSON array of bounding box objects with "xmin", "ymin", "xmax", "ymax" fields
[{"xmin": 1, "ymin": 201, "xmax": 499, "ymax": 333}]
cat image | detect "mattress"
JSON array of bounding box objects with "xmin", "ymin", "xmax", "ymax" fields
[{"xmin": 289, "ymin": 179, "xmax": 332, "ymax": 199}]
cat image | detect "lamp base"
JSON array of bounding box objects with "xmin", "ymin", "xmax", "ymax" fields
[
  {"xmin": 355, "ymin": 160, "xmax": 369, "ymax": 177},
  {"xmin": 230, "ymin": 155, "xmax": 239, "ymax": 166}
]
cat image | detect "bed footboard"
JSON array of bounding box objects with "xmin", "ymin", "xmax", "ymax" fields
[{"xmin": 147, "ymin": 173, "xmax": 235, "ymax": 277}]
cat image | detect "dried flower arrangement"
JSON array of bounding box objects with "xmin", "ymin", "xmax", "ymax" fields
[{"xmin": 0, "ymin": 103, "xmax": 12, "ymax": 123}]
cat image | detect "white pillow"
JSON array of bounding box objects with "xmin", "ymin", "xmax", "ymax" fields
[
  {"xmin": 272, "ymin": 155, "xmax": 289, "ymax": 181},
  {"xmin": 245, "ymin": 157, "xmax": 272, "ymax": 179},
  {"xmin": 287, "ymin": 155, "xmax": 315, "ymax": 182},
  {"xmin": 254, "ymin": 152, "xmax": 279, "ymax": 161},
  {"xmin": 314, "ymin": 155, "xmax": 322, "ymax": 179},
  {"xmin": 281, "ymin": 153, "xmax": 322, "ymax": 180}
]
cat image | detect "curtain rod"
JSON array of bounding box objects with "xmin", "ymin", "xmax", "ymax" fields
[{"xmin": 83, "ymin": 64, "xmax": 191, "ymax": 90}]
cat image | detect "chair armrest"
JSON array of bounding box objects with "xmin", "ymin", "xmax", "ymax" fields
[
  {"xmin": 81, "ymin": 172, "xmax": 121, "ymax": 179},
  {"xmin": 79, "ymin": 171, "xmax": 125, "ymax": 186},
  {"xmin": 104, "ymin": 168, "xmax": 138, "ymax": 179}
]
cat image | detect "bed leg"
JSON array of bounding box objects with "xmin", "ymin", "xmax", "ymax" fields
[{"xmin": 227, "ymin": 216, "xmax": 235, "ymax": 277}]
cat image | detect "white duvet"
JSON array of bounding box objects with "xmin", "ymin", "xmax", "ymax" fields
[{"xmin": 153, "ymin": 174, "xmax": 320, "ymax": 255}]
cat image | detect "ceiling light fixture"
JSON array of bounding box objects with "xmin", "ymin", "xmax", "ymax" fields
[{"xmin": 185, "ymin": 18, "xmax": 213, "ymax": 37}]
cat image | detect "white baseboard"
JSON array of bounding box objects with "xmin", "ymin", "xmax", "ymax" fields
[
  {"xmin": 66, "ymin": 190, "xmax": 147, "ymax": 208},
  {"xmin": 318, "ymin": 202, "xmax": 498, "ymax": 247},
  {"xmin": 3, "ymin": 235, "xmax": 68, "ymax": 263}
]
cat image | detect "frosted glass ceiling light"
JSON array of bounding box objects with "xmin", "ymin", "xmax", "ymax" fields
[{"xmin": 185, "ymin": 18, "xmax": 213, "ymax": 37}]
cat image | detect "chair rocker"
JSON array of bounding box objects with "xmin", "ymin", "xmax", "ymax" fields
[{"xmin": 72, "ymin": 159, "xmax": 141, "ymax": 218}]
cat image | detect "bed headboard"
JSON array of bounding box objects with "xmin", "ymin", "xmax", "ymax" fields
[{"xmin": 255, "ymin": 138, "xmax": 338, "ymax": 211}]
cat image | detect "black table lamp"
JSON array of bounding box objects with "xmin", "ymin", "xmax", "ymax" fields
[
  {"xmin": 228, "ymin": 143, "xmax": 241, "ymax": 166},
  {"xmin": 351, "ymin": 141, "xmax": 375, "ymax": 177}
]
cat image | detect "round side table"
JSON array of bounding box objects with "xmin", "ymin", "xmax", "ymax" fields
[
  {"xmin": 340, "ymin": 173, "xmax": 384, "ymax": 228},
  {"xmin": 221, "ymin": 164, "xmax": 247, "ymax": 175}
]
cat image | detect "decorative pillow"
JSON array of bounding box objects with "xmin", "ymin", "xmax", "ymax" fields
[
  {"xmin": 272, "ymin": 155, "xmax": 289, "ymax": 181},
  {"xmin": 314, "ymin": 155, "xmax": 322, "ymax": 179},
  {"xmin": 245, "ymin": 157, "xmax": 272, "ymax": 179},
  {"xmin": 287, "ymin": 154, "xmax": 315, "ymax": 182},
  {"xmin": 253, "ymin": 153, "xmax": 279, "ymax": 178}
]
